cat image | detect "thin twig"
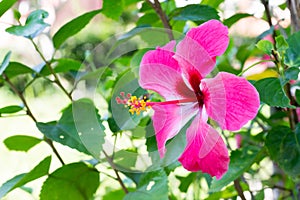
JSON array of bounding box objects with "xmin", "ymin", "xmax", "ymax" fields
[
  {"xmin": 2, "ymin": 73, "xmax": 37, "ymax": 122},
  {"xmin": 234, "ymin": 179, "xmax": 247, "ymax": 200},
  {"xmin": 29, "ymin": 38, "xmax": 73, "ymax": 101},
  {"xmin": 44, "ymin": 138, "xmax": 65, "ymax": 165},
  {"xmin": 102, "ymin": 150, "xmax": 129, "ymax": 194},
  {"xmin": 145, "ymin": 0, "xmax": 174, "ymax": 40}
]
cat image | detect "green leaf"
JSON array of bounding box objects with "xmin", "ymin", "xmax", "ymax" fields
[
  {"xmin": 223, "ymin": 13, "xmax": 253, "ymax": 28},
  {"xmin": 13, "ymin": 9, "xmax": 21, "ymax": 21},
  {"xmin": 285, "ymin": 31, "xmax": 300, "ymax": 67},
  {"xmin": 40, "ymin": 162, "xmax": 99, "ymax": 200},
  {"xmin": 6, "ymin": 10, "xmax": 49, "ymax": 38},
  {"xmin": 209, "ymin": 146, "xmax": 262, "ymax": 192},
  {"xmin": 0, "ymin": 51, "xmax": 11, "ymax": 75},
  {"xmin": 103, "ymin": 189, "xmax": 128, "ymax": 200},
  {"xmin": 39, "ymin": 58, "xmax": 83, "ymax": 76},
  {"xmin": 0, "ymin": 105, "xmax": 23, "ymax": 114},
  {"xmin": 171, "ymin": 5, "xmax": 219, "ymax": 23},
  {"xmin": 176, "ymin": 173, "xmax": 196, "ymax": 192},
  {"xmin": 275, "ymin": 35, "xmax": 289, "ymax": 53},
  {"xmin": 0, "ymin": 0, "xmax": 18, "ymax": 17},
  {"xmin": 53, "ymin": 9, "xmax": 101, "ymax": 49},
  {"xmin": 124, "ymin": 170, "xmax": 168, "ymax": 200},
  {"xmin": 102, "ymin": 0, "xmax": 123, "ymax": 20},
  {"xmin": 37, "ymin": 99, "xmax": 105, "ymax": 156},
  {"xmin": 4, "ymin": 62, "xmax": 35, "ymax": 78},
  {"xmin": 295, "ymin": 89, "xmax": 300, "ymax": 105},
  {"xmin": 37, "ymin": 121, "xmax": 90, "ymax": 154},
  {"xmin": 266, "ymin": 125, "xmax": 300, "ymax": 177},
  {"xmin": 279, "ymin": 2, "xmax": 287, "ymax": 10},
  {"xmin": 137, "ymin": 12, "xmax": 160, "ymax": 26},
  {"xmin": 4, "ymin": 135, "xmax": 41, "ymax": 152},
  {"xmin": 0, "ymin": 156, "xmax": 51, "ymax": 198},
  {"xmin": 200, "ymin": 0, "xmax": 224, "ymax": 8},
  {"xmin": 284, "ymin": 67, "xmax": 299, "ymax": 81},
  {"xmin": 256, "ymin": 40, "xmax": 273, "ymax": 55},
  {"xmin": 206, "ymin": 183, "xmax": 249, "ymax": 199},
  {"xmin": 254, "ymin": 77, "xmax": 292, "ymax": 108}
]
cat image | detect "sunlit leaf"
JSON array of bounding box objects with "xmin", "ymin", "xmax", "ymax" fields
[
  {"xmin": 0, "ymin": 156, "xmax": 51, "ymax": 198},
  {"xmin": 0, "ymin": 105, "xmax": 23, "ymax": 115},
  {"xmin": 4, "ymin": 62, "xmax": 34, "ymax": 78},
  {"xmin": 6, "ymin": 10, "xmax": 49, "ymax": 38},
  {"xmin": 0, "ymin": 0, "xmax": 18, "ymax": 17},
  {"xmin": 256, "ymin": 40, "xmax": 273, "ymax": 55},
  {"xmin": 246, "ymin": 69, "xmax": 278, "ymax": 81},
  {"xmin": 137, "ymin": 12, "xmax": 160, "ymax": 27},
  {"xmin": 275, "ymin": 35, "xmax": 288, "ymax": 53},
  {"xmin": 40, "ymin": 162, "xmax": 99, "ymax": 200},
  {"xmin": 254, "ymin": 77, "xmax": 292, "ymax": 108},
  {"xmin": 4, "ymin": 135, "xmax": 41, "ymax": 152},
  {"xmin": 102, "ymin": 0, "xmax": 123, "ymax": 20},
  {"xmin": 223, "ymin": 13, "xmax": 253, "ymax": 28},
  {"xmin": 200, "ymin": 0, "xmax": 224, "ymax": 8},
  {"xmin": 209, "ymin": 146, "xmax": 262, "ymax": 192},
  {"xmin": 124, "ymin": 170, "xmax": 168, "ymax": 200},
  {"xmin": 0, "ymin": 51, "xmax": 11, "ymax": 76},
  {"xmin": 53, "ymin": 9, "xmax": 101, "ymax": 49}
]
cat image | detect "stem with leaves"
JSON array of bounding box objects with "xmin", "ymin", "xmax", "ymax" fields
[
  {"xmin": 145, "ymin": 0, "xmax": 174, "ymax": 40},
  {"xmin": 2, "ymin": 73, "xmax": 65, "ymax": 165},
  {"xmin": 261, "ymin": 0, "xmax": 298, "ymax": 129}
]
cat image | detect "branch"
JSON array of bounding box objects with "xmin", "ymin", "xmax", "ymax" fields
[
  {"xmin": 29, "ymin": 38, "xmax": 73, "ymax": 101},
  {"xmin": 287, "ymin": 0, "xmax": 300, "ymax": 32},
  {"xmin": 44, "ymin": 138, "xmax": 65, "ymax": 165},
  {"xmin": 103, "ymin": 150, "xmax": 129, "ymax": 194},
  {"xmin": 145, "ymin": 0, "xmax": 174, "ymax": 40},
  {"xmin": 2, "ymin": 73, "xmax": 37, "ymax": 122},
  {"xmin": 234, "ymin": 179, "xmax": 247, "ymax": 200},
  {"xmin": 2, "ymin": 73, "xmax": 65, "ymax": 166}
]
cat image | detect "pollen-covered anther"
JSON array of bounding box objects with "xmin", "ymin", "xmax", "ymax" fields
[
  {"xmin": 127, "ymin": 95, "xmax": 151, "ymax": 115},
  {"xmin": 115, "ymin": 92, "xmax": 151, "ymax": 115}
]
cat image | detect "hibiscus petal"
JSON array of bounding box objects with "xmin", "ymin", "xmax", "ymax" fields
[
  {"xmin": 152, "ymin": 102, "xmax": 198, "ymax": 158},
  {"xmin": 202, "ymin": 72, "xmax": 260, "ymax": 131},
  {"xmin": 178, "ymin": 112, "xmax": 229, "ymax": 179},
  {"xmin": 186, "ymin": 19, "xmax": 229, "ymax": 59},
  {"xmin": 140, "ymin": 41, "xmax": 194, "ymax": 100},
  {"xmin": 174, "ymin": 34, "xmax": 215, "ymax": 79}
]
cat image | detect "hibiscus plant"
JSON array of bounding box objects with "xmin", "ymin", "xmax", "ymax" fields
[{"xmin": 0, "ymin": 0, "xmax": 300, "ymax": 199}]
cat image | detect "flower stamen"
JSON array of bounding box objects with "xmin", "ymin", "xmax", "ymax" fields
[{"xmin": 116, "ymin": 92, "xmax": 151, "ymax": 115}]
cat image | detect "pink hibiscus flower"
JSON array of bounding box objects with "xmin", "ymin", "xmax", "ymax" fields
[{"xmin": 117, "ymin": 20, "xmax": 260, "ymax": 179}]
